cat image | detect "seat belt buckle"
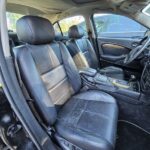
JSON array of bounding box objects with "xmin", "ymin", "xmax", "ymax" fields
[{"xmin": 47, "ymin": 126, "xmax": 55, "ymax": 136}]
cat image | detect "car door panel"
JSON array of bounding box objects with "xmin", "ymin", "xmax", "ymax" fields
[
  {"xmin": 97, "ymin": 37, "xmax": 142, "ymax": 67},
  {"xmin": 93, "ymin": 13, "xmax": 147, "ymax": 71},
  {"xmin": 101, "ymin": 43, "xmax": 130, "ymax": 56},
  {"xmin": 98, "ymin": 37, "xmax": 141, "ymax": 49}
]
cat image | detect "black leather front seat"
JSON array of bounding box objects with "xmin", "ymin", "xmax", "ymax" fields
[
  {"xmin": 66, "ymin": 25, "xmax": 124, "ymax": 80},
  {"xmin": 14, "ymin": 16, "xmax": 118, "ymax": 150}
]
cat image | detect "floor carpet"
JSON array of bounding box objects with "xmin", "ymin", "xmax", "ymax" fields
[{"xmin": 116, "ymin": 121, "xmax": 150, "ymax": 150}]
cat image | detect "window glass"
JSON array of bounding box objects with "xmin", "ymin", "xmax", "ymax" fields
[
  {"xmin": 93, "ymin": 14, "xmax": 147, "ymax": 38},
  {"xmin": 59, "ymin": 16, "xmax": 87, "ymax": 36},
  {"xmin": 7, "ymin": 12, "xmax": 23, "ymax": 32},
  {"xmin": 53, "ymin": 23, "xmax": 62, "ymax": 36},
  {"xmin": 142, "ymin": 3, "xmax": 150, "ymax": 16}
]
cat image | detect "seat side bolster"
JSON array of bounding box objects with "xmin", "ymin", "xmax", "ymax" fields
[
  {"xmin": 59, "ymin": 42, "xmax": 82, "ymax": 93},
  {"xmin": 86, "ymin": 39, "xmax": 99, "ymax": 69}
]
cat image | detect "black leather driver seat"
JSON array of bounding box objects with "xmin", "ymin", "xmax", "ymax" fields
[
  {"xmin": 14, "ymin": 16, "xmax": 118, "ymax": 150},
  {"xmin": 66, "ymin": 25, "xmax": 124, "ymax": 80}
]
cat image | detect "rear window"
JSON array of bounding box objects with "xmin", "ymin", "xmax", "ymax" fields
[
  {"xmin": 7, "ymin": 12, "xmax": 23, "ymax": 32},
  {"xmin": 59, "ymin": 15, "xmax": 87, "ymax": 36}
]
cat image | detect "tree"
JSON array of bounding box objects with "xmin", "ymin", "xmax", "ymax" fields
[{"xmin": 6, "ymin": 12, "xmax": 23, "ymax": 31}]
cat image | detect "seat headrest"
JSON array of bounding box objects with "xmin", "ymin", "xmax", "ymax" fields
[
  {"xmin": 16, "ymin": 16, "xmax": 55, "ymax": 45},
  {"xmin": 68, "ymin": 25, "xmax": 84, "ymax": 39}
]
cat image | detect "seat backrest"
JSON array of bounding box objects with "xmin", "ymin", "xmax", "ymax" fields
[
  {"xmin": 13, "ymin": 16, "xmax": 81, "ymax": 126},
  {"xmin": 55, "ymin": 31, "xmax": 69, "ymax": 44},
  {"xmin": 66, "ymin": 25, "xmax": 99, "ymax": 69}
]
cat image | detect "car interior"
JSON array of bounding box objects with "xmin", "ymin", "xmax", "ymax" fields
[{"xmin": 1, "ymin": 0, "xmax": 150, "ymax": 150}]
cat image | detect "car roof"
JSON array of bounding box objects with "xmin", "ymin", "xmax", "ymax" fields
[
  {"xmin": 6, "ymin": 0, "xmax": 149, "ymax": 14},
  {"xmin": 6, "ymin": 0, "xmax": 150, "ymax": 28}
]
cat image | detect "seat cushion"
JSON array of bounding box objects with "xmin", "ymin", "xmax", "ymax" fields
[
  {"xmin": 100, "ymin": 66, "xmax": 124, "ymax": 80},
  {"xmin": 55, "ymin": 90, "xmax": 118, "ymax": 150}
]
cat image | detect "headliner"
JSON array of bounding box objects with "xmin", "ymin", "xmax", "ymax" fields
[{"xmin": 6, "ymin": 0, "xmax": 150, "ymax": 27}]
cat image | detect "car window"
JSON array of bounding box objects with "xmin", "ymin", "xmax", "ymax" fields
[
  {"xmin": 59, "ymin": 15, "xmax": 87, "ymax": 36},
  {"xmin": 93, "ymin": 14, "xmax": 147, "ymax": 38},
  {"xmin": 53, "ymin": 22, "xmax": 62, "ymax": 36},
  {"xmin": 7, "ymin": 12, "xmax": 23, "ymax": 32}
]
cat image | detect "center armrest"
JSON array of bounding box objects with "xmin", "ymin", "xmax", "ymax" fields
[{"xmin": 79, "ymin": 68, "xmax": 97, "ymax": 77}]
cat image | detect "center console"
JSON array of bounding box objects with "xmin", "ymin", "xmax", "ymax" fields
[
  {"xmin": 79, "ymin": 65, "xmax": 150, "ymax": 132},
  {"xmin": 94, "ymin": 73, "xmax": 139, "ymax": 91},
  {"xmin": 80, "ymin": 68, "xmax": 141, "ymax": 104}
]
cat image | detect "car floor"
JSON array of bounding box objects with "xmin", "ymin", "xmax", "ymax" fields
[{"xmin": 115, "ymin": 121, "xmax": 150, "ymax": 150}]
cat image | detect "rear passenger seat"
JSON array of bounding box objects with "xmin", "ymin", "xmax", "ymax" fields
[
  {"xmin": 13, "ymin": 16, "xmax": 118, "ymax": 150},
  {"xmin": 9, "ymin": 31, "xmax": 23, "ymax": 46},
  {"xmin": 8, "ymin": 31, "xmax": 24, "ymax": 56}
]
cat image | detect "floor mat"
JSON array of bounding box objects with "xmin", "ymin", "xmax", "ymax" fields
[{"xmin": 115, "ymin": 121, "xmax": 150, "ymax": 150}]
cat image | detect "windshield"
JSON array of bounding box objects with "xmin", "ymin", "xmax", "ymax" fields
[{"xmin": 6, "ymin": 12, "xmax": 23, "ymax": 32}]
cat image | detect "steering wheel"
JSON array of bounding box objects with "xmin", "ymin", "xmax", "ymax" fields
[{"xmin": 124, "ymin": 36, "xmax": 150, "ymax": 65}]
